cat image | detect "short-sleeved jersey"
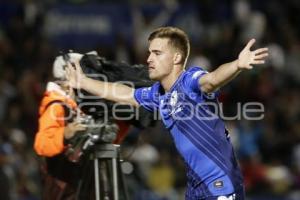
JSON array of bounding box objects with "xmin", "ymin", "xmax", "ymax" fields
[{"xmin": 134, "ymin": 67, "xmax": 244, "ymax": 199}]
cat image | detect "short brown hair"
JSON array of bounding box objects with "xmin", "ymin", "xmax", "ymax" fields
[{"xmin": 148, "ymin": 26, "xmax": 190, "ymax": 65}]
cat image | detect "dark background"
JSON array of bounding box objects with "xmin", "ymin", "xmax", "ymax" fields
[{"xmin": 0, "ymin": 0, "xmax": 299, "ymax": 199}]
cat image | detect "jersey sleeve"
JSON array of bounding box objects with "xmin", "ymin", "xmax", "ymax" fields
[
  {"xmin": 34, "ymin": 103, "xmax": 66, "ymax": 157},
  {"xmin": 184, "ymin": 67, "xmax": 220, "ymax": 99},
  {"xmin": 134, "ymin": 84, "xmax": 159, "ymax": 112}
]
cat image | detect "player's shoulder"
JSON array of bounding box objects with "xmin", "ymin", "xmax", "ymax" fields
[
  {"xmin": 182, "ymin": 66, "xmax": 208, "ymax": 82},
  {"xmin": 185, "ymin": 66, "xmax": 207, "ymax": 74}
]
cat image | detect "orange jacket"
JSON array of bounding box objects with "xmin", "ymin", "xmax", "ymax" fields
[{"xmin": 34, "ymin": 90, "xmax": 77, "ymax": 157}]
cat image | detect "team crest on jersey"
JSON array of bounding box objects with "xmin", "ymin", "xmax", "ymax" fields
[
  {"xmin": 169, "ymin": 90, "xmax": 183, "ymax": 116},
  {"xmin": 170, "ymin": 90, "xmax": 178, "ymax": 107}
]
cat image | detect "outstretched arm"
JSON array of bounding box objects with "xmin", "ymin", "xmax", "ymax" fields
[
  {"xmin": 199, "ymin": 39, "xmax": 269, "ymax": 93},
  {"xmin": 66, "ymin": 61, "xmax": 139, "ymax": 106}
]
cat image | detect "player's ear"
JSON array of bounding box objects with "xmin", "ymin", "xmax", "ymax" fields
[{"xmin": 173, "ymin": 52, "xmax": 182, "ymax": 65}]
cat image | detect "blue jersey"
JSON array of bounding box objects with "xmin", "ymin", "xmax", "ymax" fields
[{"xmin": 134, "ymin": 67, "xmax": 244, "ymax": 199}]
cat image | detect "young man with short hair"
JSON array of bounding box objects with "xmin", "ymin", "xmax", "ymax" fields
[{"xmin": 67, "ymin": 26, "xmax": 268, "ymax": 200}]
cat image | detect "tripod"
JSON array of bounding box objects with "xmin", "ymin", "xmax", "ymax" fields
[{"xmin": 91, "ymin": 144, "xmax": 129, "ymax": 200}]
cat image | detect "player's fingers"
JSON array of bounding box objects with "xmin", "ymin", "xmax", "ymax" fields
[
  {"xmin": 254, "ymin": 53, "xmax": 269, "ymax": 60},
  {"xmin": 245, "ymin": 39, "xmax": 256, "ymax": 50},
  {"xmin": 252, "ymin": 60, "xmax": 265, "ymax": 65},
  {"xmin": 66, "ymin": 63, "xmax": 75, "ymax": 73},
  {"xmin": 73, "ymin": 60, "xmax": 83, "ymax": 73},
  {"xmin": 254, "ymin": 48, "xmax": 269, "ymax": 55},
  {"xmin": 65, "ymin": 67, "xmax": 70, "ymax": 79},
  {"xmin": 241, "ymin": 65, "xmax": 253, "ymax": 70},
  {"xmin": 247, "ymin": 65, "xmax": 253, "ymax": 69}
]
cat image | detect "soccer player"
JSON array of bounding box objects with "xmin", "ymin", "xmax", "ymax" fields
[{"xmin": 66, "ymin": 26, "xmax": 268, "ymax": 200}]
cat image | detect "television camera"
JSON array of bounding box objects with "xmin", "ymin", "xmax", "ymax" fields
[{"xmin": 61, "ymin": 51, "xmax": 154, "ymax": 162}]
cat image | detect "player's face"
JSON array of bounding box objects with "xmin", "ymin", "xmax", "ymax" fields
[{"xmin": 147, "ymin": 38, "xmax": 175, "ymax": 81}]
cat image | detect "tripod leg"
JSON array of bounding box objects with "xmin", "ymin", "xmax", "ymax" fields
[
  {"xmin": 94, "ymin": 159, "xmax": 100, "ymax": 200},
  {"xmin": 112, "ymin": 158, "xmax": 119, "ymax": 200},
  {"xmin": 100, "ymin": 161, "xmax": 111, "ymax": 200},
  {"xmin": 118, "ymin": 161, "xmax": 129, "ymax": 200}
]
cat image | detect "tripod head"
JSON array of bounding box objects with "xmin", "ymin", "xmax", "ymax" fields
[{"xmin": 64, "ymin": 118, "xmax": 119, "ymax": 163}]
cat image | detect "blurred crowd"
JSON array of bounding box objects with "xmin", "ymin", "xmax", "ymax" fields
[{"xmin": 0, "ymin": 0, "xmax": 300, "ymax": 200}]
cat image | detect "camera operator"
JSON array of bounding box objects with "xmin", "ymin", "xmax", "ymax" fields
[
  {"xmin": 34, "ymin": 53, "xmax": 89, "ymax": 200},
  {"xmin": 34, "ymin": 49, "xmax": 155, "ymax": 200}
]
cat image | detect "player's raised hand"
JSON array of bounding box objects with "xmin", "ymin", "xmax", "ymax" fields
[
  {"xmin": 237, "ymin": 39, "xmax": 269, "ymax": 70},
  {"xmin": 65, "ymin": 60, "xmax": 85, "ymax": 89}
]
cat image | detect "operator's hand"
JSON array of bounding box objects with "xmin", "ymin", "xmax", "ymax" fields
[
  {"xmin": 237, "ymin": 39, "xmax": 269, "ymax": 70},
  {"xmin": 64, "ymin": 121, "xmax": 87, "ymax": 139},
  {"xmin": 65, "ymin": 60, "xmax": 86, "ymax": 89}
]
